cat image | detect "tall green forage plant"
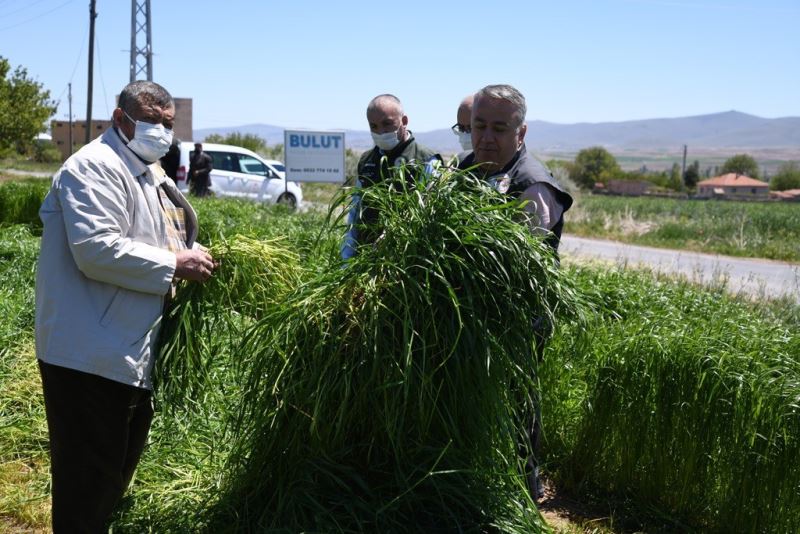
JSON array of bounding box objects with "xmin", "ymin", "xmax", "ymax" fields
[
  {"xmin": 208, "ymin": 165, "xmax": 584, "ymax": 532},
  {"xmin": 155, "ymin": 234, "xmax": 301, "ymax": 410}
]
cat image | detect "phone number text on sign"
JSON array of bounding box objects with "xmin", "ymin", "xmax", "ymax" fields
[{"xmin": 284, "ymin": 129, "xmax": 346, "ymax": 184}]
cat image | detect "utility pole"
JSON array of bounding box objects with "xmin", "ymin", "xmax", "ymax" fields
[
  {"xmin": 68, "ymin": 83, "xmax": 74, "ymax": 156},
  {"xmin": 85, "ymin": 0, "xmax": 97, "ymax": 144},
  {"xmin": 129, "ymin": 0, "xmax": 153, "ymax": 82}
]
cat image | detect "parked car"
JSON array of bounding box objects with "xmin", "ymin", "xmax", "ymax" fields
[{"xmin": 174, "ymin": 142, "xmax": 302, "ymax": 208}]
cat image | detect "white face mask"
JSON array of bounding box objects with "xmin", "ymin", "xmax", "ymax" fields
[
  {"xmin": 456, "ymin": 130, "xmax": 472, "ymax": 151},
  {"xmin": 371, "ymin": 130, "xmax": 401, "ymax": 152},
  {"xmin": 122, "ymin": 111, "xmax": 174, "ymax": 163}
]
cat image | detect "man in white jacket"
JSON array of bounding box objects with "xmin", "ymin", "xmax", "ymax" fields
[{"xmin": 35, "ymin": 80, "xmax": 215, "ymax": 533}]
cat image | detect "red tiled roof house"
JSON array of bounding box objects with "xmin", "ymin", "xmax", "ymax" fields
[
  {"xmin": 770, "ymin": 188, "xmax": 800, "ymax": 202},
  {"xmin": 696, "ymin": 173, "xmax": 769, "ymax": 200}
]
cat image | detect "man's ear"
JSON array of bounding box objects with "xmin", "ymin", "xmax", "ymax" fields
[
  {"xmin": 402, "ymin": 114, "xmax": 409, "ymax": 127},
  {"xmin": 517, "ymin": 123, "xmax": 527, "ymax": 148},
  {"xmin": 112, "ymin": 108, "xmax": 125, "ymax": 128}
]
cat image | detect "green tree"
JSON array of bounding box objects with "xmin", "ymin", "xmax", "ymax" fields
[
  {"xmin": 769, "ymin": 161, "xmax": 800, "ymax": 191},
  {"xmin": 202, "ymin": 131, "xmax": 286, "ymax": 160},
  {"xmin": 203, "ymin": 132, "xmax": 268, "ymax": 154},
  {"xmin": 720, "ymin": 153, "xmax": 760, "ymax": 179},
  {"xmin": 684, "ymin": 160, "xmax": 701, "ymax": 189},
  {"xmin": 569, "ymin": 146, "xmax": 621, "ymax": 189},
  {"xmin": 668, "ymin": 162, "xmax": 683, "ymax": 191},
  {"xmin": 0, "ymin": 56, "xmax": 56, "ymax": 154}
]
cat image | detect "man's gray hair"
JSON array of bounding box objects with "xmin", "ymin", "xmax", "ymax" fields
[
  {"xmin": 476, "ymin": 84, "xmax": 526, "ymax": 127},
  {"xmin": 367, "ymin": 93, "xmax": 403, "ymax": 114},
  {"xmin": 118, "ymin": 80, "xmax": 174, "ymax": 114}
]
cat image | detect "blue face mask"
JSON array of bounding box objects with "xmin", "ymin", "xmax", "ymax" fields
[{"xmin": 121, "ymin": 111, "xmax": 173, "ymax": 163}]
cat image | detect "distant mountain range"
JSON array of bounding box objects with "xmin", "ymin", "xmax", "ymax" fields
[{"xmin": 194, "ymin": 111, "xmax": 800, "ymax": 155}]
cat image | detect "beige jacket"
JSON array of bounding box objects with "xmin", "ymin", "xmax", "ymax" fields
[{"xmin": 35, "ymin": 127, "xmax": 197, "ymax": 389}]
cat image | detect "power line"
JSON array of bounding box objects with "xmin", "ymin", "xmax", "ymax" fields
[
  {"xmin": 53, "ymin": 19, "xmax": 90, "ymax": 111},
  {"xmin": 95, "ymin": 27, "xmax": 110, "ymax": 118},
  {"xmin": 0, "ymin": 0, "xmax": 52, "ymax": 18},
  {"xmin": 0, "ymin": 0, "xmax": 75, "ymax": 32}
]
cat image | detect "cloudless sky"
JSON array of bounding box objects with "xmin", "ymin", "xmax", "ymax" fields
[{"xmin": 1, "ymin": 0, "xmax": 798, "ymax": 133}]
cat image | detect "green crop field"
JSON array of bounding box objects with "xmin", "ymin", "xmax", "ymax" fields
[
  {"xmin": 566, "ymin": 194, "xmax": 800, "ymax": 262},
  {"xmin": 1, "ymin": 178, "xmax": 799, "ymax": 533}
]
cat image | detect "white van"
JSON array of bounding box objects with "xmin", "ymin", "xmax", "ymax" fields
[{"xmin": 175, "ymin": 142, "xmax": 303, "ymax": 208}]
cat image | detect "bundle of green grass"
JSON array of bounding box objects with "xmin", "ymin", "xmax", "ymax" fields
[
  {"xmin": 155, "ymin": 234, "xmax": 301, "ymax": 409},
  {"xmin": 196, "ymin": 166, "xmax": 583, "ymax": 532}
]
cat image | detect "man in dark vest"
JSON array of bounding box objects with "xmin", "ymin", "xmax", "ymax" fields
[
  {"xmin": 459, "ymin": 84, "xmax": 573, "ymax": 501},
  {"xmin": 342, "ymin": 94, "xmax": 439, "ymax": 259},
  {"xmin": 459, "ymin": 84, "xmax": 572, "ymax": 252}
]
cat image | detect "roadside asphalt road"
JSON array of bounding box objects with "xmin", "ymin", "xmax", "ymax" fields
[{"xmin": 561, "ymin": 235, "xmax": 800, "ymax": 302}]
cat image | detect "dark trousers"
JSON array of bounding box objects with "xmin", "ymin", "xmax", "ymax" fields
[
  {"xmin": 38, "ymin": 361, "xmax": 154, "ymax": 534},
  {"xmin": 192, "ymin": 174, "xmax": 210, "ymax": 197}
]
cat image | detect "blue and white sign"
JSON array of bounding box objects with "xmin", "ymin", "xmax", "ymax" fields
[{"xmin": 284, "ymin": 130, "xmax": 346, "ymax": 183}]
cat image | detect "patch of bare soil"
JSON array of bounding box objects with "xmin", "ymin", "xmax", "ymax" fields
[{"xmin": 538, "ymin": 477, "xmax": 620, "ymax": 534}]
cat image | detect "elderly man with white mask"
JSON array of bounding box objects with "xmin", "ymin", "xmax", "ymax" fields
[{"xmin": 36, "ymin": 79, "xmax": 216, "ymax": 532}]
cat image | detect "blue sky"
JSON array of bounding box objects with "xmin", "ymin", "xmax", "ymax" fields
[{"xmin": 1, "ymin": 0, "xmax": 798, "ymax": 133}]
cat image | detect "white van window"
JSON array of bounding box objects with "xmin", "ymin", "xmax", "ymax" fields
[
  {"xmin": 207, "ymin": 151, "xmax": 238, "ymax": 172},
  {"xmin": 238, "ymin": 155, "xmax": 268, "ymax": 176}
]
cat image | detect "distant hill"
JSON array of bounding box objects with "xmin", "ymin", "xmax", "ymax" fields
[{"xmin": 194, "ymin": 111, "xmax": 800, "ymax": 154}]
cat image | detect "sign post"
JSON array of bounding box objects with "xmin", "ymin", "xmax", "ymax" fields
[{"xmin": 284, "ymin": 130, "xmax": 346, "ymax": 185}]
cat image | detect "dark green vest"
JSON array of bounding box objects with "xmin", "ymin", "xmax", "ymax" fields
[
  {"xmin": 356, "ymin": 136, "xmax": 438, "ymax": 244},
  {"xmin": 357, "ymin": 135, "xmax": 437, "ymax": 187}
]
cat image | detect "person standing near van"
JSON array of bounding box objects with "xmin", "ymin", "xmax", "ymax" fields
[
  {"xmin": 35, "ymin": 80, "xmax": 216, "ymax": 532},
  {"xmin": 189, "ymin": 142, "xmax": 213, "ymax": 197}
]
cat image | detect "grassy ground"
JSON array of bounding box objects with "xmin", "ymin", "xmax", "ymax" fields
[
  {"xmin": 566, "ymin": 193, "xmax": 800, "ymax": 262},
  {"xmin": 299, "ymin": 181, "xmax": 343, "ymax": 205}
]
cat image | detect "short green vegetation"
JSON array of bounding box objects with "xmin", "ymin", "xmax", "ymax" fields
[
  {"xmin": 0, "ymin": 179, "xmax": 49, "ymax": 228},
  {"xmin": 542, "ymin": 266, "xmax": 800, "ymax": 532},
  {"xmin": 567, "ymin": 194, "xmax": 800, "ymax": 261}
]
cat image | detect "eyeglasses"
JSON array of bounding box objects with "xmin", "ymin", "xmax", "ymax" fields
[{"xmin": 451, "ymin": 123, "xmax": 471, "ymax": 135}]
